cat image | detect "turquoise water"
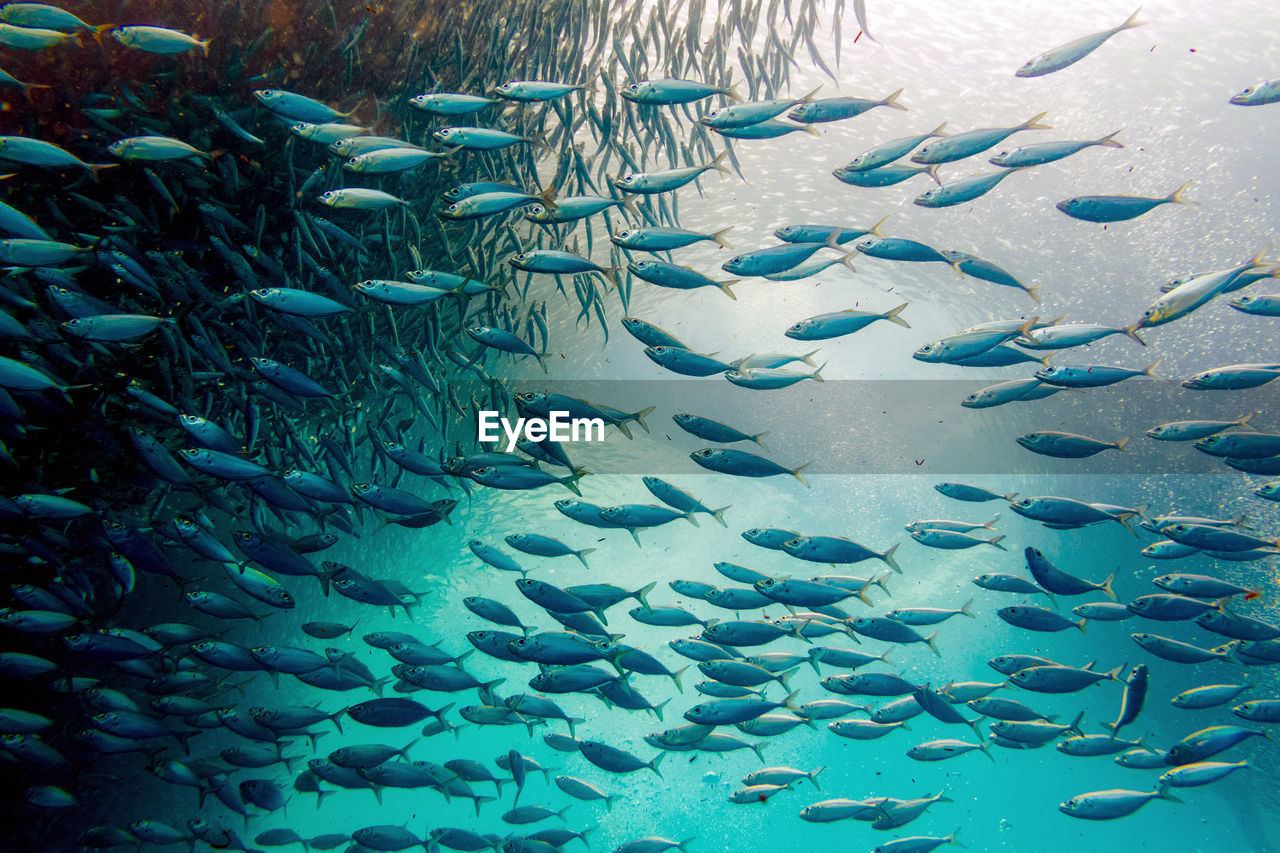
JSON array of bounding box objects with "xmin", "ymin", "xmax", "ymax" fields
[{"xmin": 2, "ymin": 0, "xmax": 1280, "ymax": 850}]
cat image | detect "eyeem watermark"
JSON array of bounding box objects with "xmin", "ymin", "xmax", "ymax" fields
[{"xmin": 478, "ymin": 410, "xmax": 607, "ymax": 451}]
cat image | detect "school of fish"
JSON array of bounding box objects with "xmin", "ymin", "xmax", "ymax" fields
[{"xmin": 1, "ymin": 0, "xmax": 1279, "ymax": 851}]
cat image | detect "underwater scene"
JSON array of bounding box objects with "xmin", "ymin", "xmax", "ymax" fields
[{"xmin": 2, "ymin": 0, "xmax": 1280, "ymax": 850}]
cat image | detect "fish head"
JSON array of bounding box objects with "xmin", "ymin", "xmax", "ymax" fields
[
  {"xmin": 780, "ymin": 537, "xmax": 806, "ymax": 554},
  {"xmin": 1015, "ymin": 58, "xmax": 1044, "ymax": 78},
  {"xmin": 1055, "ymin": 198, "xmax": 1080, "ymax": 214},
  {"xmin": 912, "ymin": 342, "xmax": 940, "ymax": 360},
  {"xmin": 690, "ymin": 448, "xmax": 718, "ymax": 461},
  {"xmin": 553, "ymin": 499, "xmax": 576, "ymax": 511},
  {"xmin": 317, "ymin": 190, "xmax": 339, "ymax": 206},
  {"xmin": 1017, "ymin": 433, "xmax": 1043, "ymax": 448},
  {"xmin": 627, "ymin": 260, "xmax": 650, "ymax": 274},
  {"xmin": 643, "ymin": 346, "xmax": 669, "ymax": 364},
  {"xmin": 613, "ymin": 174, "xmax": 637, "ymax": 188},
  {"xmin": 1229, "ymin": 87, "xmax": 1257, "ymax": 105},
  {"xmin": 785, "ymin": 320, "xmax": 811, "ymax": 337},
  {"xmin": 989, "ymin": 150, "xmax": 1011, "ymax": 165}
]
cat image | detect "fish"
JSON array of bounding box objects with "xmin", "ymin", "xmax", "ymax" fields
[
  {"xmin": 1058, "ymin": 180, "xmax": 1194, "ymax": 222},
  {"xmin": 1015, "ymin": 9, "xmax": 1145, "ymax": 77}
]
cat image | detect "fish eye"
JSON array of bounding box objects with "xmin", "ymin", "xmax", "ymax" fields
[
  {"xmin": 1244, "ymin": 88, "xmax": 1254, "ymax": 95},
  {"xmin": 623, "ymin": 176, "xmax": 633, "ymax": 183}
]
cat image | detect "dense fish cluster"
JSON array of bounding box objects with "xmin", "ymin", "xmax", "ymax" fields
[{"xmin": 1, "ymin": 0, "xmax": 1279, "ymax": 852}]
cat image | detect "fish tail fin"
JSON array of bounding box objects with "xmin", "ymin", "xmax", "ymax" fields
[
  {"xmin": 718, "ymin": 279, "xmax": 739, "ymax": 300},
  {"xmin": 869, "ymin": 214, "xmax": 889, "ymax": 237},
  {"xmin": 711, "ymin": 506, "xmax": 730, "ymax": 527},
  {"xmin": 810, "ymin": 362, "xmax": 826, "ymax": 382},
  {"xmin": 1158, "ymin": 787, "xmax": 1183, "ymax": 804},
  {"xmin": 726, "ymin": 80, "xmax": 745, "ymax": 102},
  {"xmin": 881, "ymin": 87, "xmax": 907, "ymax": 110},
  {"xmin": 792, "ymin": 462, "xmax": 812, "ymax": 488},
  {"xmin": 1115, "ymin": 437, "xmax": 1130, "ymax": 452},
  {"xmin": 989, "ymin": 534, "xmax": 1008, "ymax": 551},
  {"xmin": 1076, "ymin": 617, "xmax": 1088, "ymax": 633},
  {"xmin": 712, "ymin": 226, "xmax": 734, "ymax": 249},
  {"xmin": 670, "ymin": 665, "xmax": 688, "ymax": 693},
  {"xmin": 855, "ymin": 577, "xmax": 876, "ymax": 607},
  {"xmin": 1123, "ymin": 324, "xmax": 1147, "ymax": 345},
  {"xmin": 1144, "ymin": 359, "xmax": 1163, "ymax": 379},
  {"xmin": 562, "ymin": 469, "xmax": 587, "ymax": 496},
  {"xmin": 800, "ymin": 349, "xmax": 822, "ymax": 367},
  {"xmin": 1068, "ymin": 711, "xmax": 1086, "ymax": 737},
  {"xmin": 750, "ymin": 740, "xmax": 768, "ymax": 762},
  {"xmin": 924, "ymin": 164, "xmax": 942, "ymax": 186},
  {"xmin": 799, "ymin": 86, "xmax": 822, "ymax": 103},
  {"xmin": 648, "ymin": 751, "xmax": 666, "ymax": 779},
  {"xmin": 1022, "ymin": 111, "xmax": 1052, "ymax": 131},
  {"xmin": 1101, "ymin": 572, "xmax": 1117, "ymax": 601},
  {"xmin": 1122, "ymin": 7, "xmax": 1146, "ymax": 29},
  {"xmin": 572, "ymin": 547, "xmax": 596, "ymax": 569},
  {"xmin": 90, "ymin": 163, "xmax": 119, "ymax": 182},
  {"xmin": 930, "ymin": 121, "xmax": 949, "ymax": 137},
  {"xmin": 633, "ymin": 580, "xmax": 657, "ymax": 610},
  {"xmin": 1168, "ymin": 179, "xmax": 1194, "ymax": 205},
  {"xmin": 684, "ymin": 510, "xmax": 700, "ymax": 528},
  {"xmin": 803, "ymin": 124, "xmax": 822, "ymax": 137},
  {"xmin": 926, "ymin": 631, "xmax": 941, "ymax": 657},
  {"xmin": 711, "ymin": 149, "xmax": 733, "ymax": 176},
  {"xmin": 1238, "ymin": 411, "xmax": 1260, "ymax": 429},
  {"xmin": 960, "ymin": 597, "xmax": 976, "ymax": 618},
  {"xmin": 536, "ymin": 353, "xmax": 548, "ymax": 374},
  {"xmin": 1097, "ymin": 129, "xmax": 1125, "ymax": 148},
  {"xmin": 19, "ymin": 82, "xmax": 51, "ymax": 104},
  {"xmin": 1024, "ymin": 285, "xmax": 1042, "ymax": 303},
  {"xmin": 839, "ymin": 250, "xmax": 857, "ymax": 272},
  {"xmin": 677, "ymin": 837, "xmax": 696, "ymax": 853},
  {"xmin": 881, "ymin": 542, "xmax": 901, "ymax": 573},
  {"xmin": 752, "ymin": 431, "xmax": 770, "ymax": 450},
  {"xmin": 885, "ymin": 302, "xmax": 910, "ymax": 328},
  {"xmin": 631, "ymin": 405, "xmax": 656, "ymax": 434}
]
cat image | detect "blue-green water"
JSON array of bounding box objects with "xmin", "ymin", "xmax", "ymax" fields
[{"xmin": 2, "ymin": 0, "xmax": 1279, "ymax": 851}]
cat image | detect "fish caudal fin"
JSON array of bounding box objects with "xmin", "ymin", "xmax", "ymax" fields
[
  {"xmin": 881, "ymin": 88, "xmax": 907, "ymax": 110},
  {"xmin": 1022, "ymin": 111, "xmax": 1052, "ymax": 131},
  {"xmin": 881, "ymin": 543, "xmax": 902, "ymax": 573},
  {"xmin": 1167, "ymin": 180, "xmax": 1194, "ymax": 205},
  {"xmin": 1096, "ymin": 129, "xmax": 1125, "ymax": 148},
  {"xmin": 712, "ymin": 226, "xmax": 734, "ymax": 249},
  {"xmin": 791, "ymin": 462, "xmax": 812, "ymax": 487},
  {"xmin": 885, "ymin": 302, "xmax": 910, "ymax": 328}
]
